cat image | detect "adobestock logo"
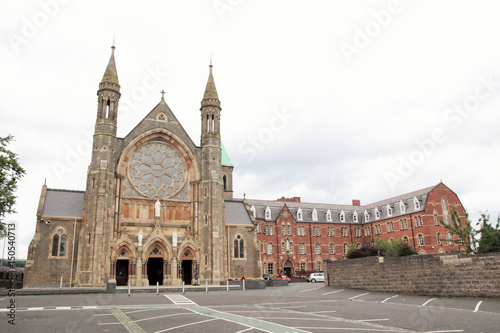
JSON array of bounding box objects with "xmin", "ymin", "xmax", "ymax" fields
[
  {"xmin": 340, "ymin": 0, "xmax": 404, "ymax": 64},
  {"xmin": 212, "ymin": 0, "xmax": 244, "ymax": 21},
  {"xmin": 7, "ymin": 0, "xmax": 73, "ymax": 53},
  {"xmin": 385, "ymin": 73, "xmax": 499, "ymax": 191},
  {"xmin": 237, "ymin": 107, "xmax": 295, "ymax": 161},
  {"xmin": 51, "ymin": 65, "xmax": 168, "ymax": 182}
]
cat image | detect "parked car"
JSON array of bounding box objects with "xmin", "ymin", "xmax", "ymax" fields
[
  {"xmin": 262, "ymin": 273, "xmax": 272, "ymax": 280},
  {"xmin": 306, "ymin": 272, "xmax": 324, "ymax": 283},
  {"xmin": 279, "ymin": 275, "xmax": 291, "ymax": 282}
]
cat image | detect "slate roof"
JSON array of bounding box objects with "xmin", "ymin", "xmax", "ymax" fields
[
  {"xmin": 42, "ymin": 189, "xmax": 85, "ymax": 218},
  {"xmin": 246, "ymin": 184, "xmax": 438, "ymax": 225},
  {"xmin": 224, "ymin": 200, "xmax": 254, "ymax": 226}
]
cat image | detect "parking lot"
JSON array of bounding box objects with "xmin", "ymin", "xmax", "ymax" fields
[{"xmin": 1, "ymin": 282, "xmax": 500, "ymax": 332}]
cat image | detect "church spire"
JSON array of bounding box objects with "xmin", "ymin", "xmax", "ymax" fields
[
  {"xmin": 99, "ymin": 46, "xmax": 120, "ymax": 93},
  {"xmin": 201, "ymin": 63, "xmax": 220, "ymax": 108},
  {"xmin": 96, "ymin": 46, "xmax": 121, "ymax": 127}
]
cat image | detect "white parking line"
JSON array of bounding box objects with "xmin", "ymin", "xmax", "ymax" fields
[
  {"xmin": 311, "ymin": 310, "xmax": 337, "ymax": 314},
  {"xmin": 424, "ymin": 330, "xmax": 464, "ymax": 333},
  {"xmin": 27, "ymin": 307, "xmax": 44, "ymax": 311},
  {"xmin": 275, "ymin": 305, "xmax": 307, "ymax": 309},
  {"xmin": 358, "ymin": 318, "xmax": 390, "ymax": 322},
  {"xmin": 299, "ymin": 286, "xmax": 324, "ymax": 293},
  {"xmin": 381, "ymin": 295, "xmax": 399, "ymax": 303},
  {"xmin": 164, "ymin": 295, "xmax": 198, "ymax": 306},
  {"xmin": 422, "ymin": 298, "xmax": 437, "ymax": 307},
  {"xmin": 473, "ymin": 301, "xmax": 483, "ymax": 312},
  {"xmin": 322, "ymin": 289, "xmax": 344, "ymax": 296},
  {"xmin": 349, "ymin": 292, "xmax": 370, "ymax": 300}
]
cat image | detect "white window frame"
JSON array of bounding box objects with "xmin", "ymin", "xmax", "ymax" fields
[
  {"xmin": 399, "ymin": 200, "xmax": 405, "ymax": 214},
  {"xmin": 386, "ymin": 204, "xmax": 392, "ymax": 217},
  {"xmin": 340, "ymin": 210, "xmax": 345, "ymax": 223},
  {"xmin": 265, "ymin": 206, "xmax": 272, "ymax": 220},
  {"xmin": 418, "ymin": 234, "xmax": 424, "ymax": 247},
  {"xmin": 326, "ymin": 209, "xmax": 332, "ymax": 222},
  {"xmin": 353, "ymin": 211, "xmax": 358, "ymax": 223},
  {"xmin": 251, "ymin": 205, "xmax": 256, "ymax": 218},
  {"xmin": 414, "ymin": 197, "xmax": 420, "ymax": 210},
  {"xmin": 329, "ymin": 243, "xmax": 335, "ymax": 254},
  {"xmin": 297, "ymin": 208, "xmax": 303, "ymax": 221},
  {"xmin": 364, "ymin": 210, "xmax": 369, "ymax": 222},
  {"xmin": 312, "ymin": 208, "xmax": 318, "ymax": 222}
]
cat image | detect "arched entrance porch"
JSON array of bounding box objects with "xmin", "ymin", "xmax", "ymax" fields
[
  {"xmin": 282, "ymin": 258, "xmax": 294, "ymax": 278},
  {"xmin": 178, "ymin": 246, "xmax": 197, "ymax": 285},
  {"xmin": 111, "ymin": 243, "xmax": 136, "ymax": 286},
  {"xmin": 145, "ymin": 241, "xmax": 170, "ymax": 286}
]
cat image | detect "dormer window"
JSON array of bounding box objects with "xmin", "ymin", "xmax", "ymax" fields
[
  {"xmin": 265, "ymin": 206, "xmax": 272, "ymax": 220},
  {"xmin": 353, "ymin": 211, "xmax": 358, "ymax": 223},
  {"xmin": 312, "ymin": 208, "xmax": 318, "ymax": 222},
  {"xmin": 326, "ymin": 209, "xmax": 332, "ymax": 222},
  {"xmin": 399, "ymin": 200, "xmax": 405, "ymax": 214},
  {"xmin": 386, "ymin": 204, "xmax": 392, "ymax": 217},
  {"xmin": 364, "ymin": 210, "xmax": 369, "ymax": 222},
  {"xmin": 297, "ymin": 207, "xmax": 303, "ymax": 221},
  {"xmin": 413, "ymin": 197, "xmax": 420, "ymax": 210},
  {"xmin": 375, "ymin": 207, "xmax": 380, "ymax": 219},
  {"xmin": 251, "ymin": 205, "xmax": 256, "ymax": 218},
  {"xmin": 340, "ymin": 210, "xmax": 346, "ymax": 223}
]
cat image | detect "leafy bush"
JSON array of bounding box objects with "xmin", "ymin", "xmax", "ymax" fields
[
  {"xmin": 346, "ymin": 244, "xmax": 385, "ymax": 259},
  {"xmin": 346, "ymin": 239, "xmax": 416, "ymax": 259},
  {"xmin": 374, "ymin": 238, "xmax": 416, "ymax": 257}
]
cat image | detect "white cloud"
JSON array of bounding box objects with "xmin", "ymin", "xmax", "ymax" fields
[{"xmin": 1, "ymin": 0, "xmax": 499, "ymax": 258}]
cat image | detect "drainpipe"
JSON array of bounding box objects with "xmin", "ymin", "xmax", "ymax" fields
[
  {"xmin": 309, "ymin": 222, "xmax": 314, "ymax": 271},
  {"xmin": 409, "ymin": 213, "xmax": 416, "ymax": 251},
  {"xmin": 69, "ymin": 219, "xmax": 77, "ymax": 287}
]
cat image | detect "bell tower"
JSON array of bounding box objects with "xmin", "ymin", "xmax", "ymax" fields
[
  {"xmin": 75, "ymin": 46, "xmax": 121, "ymax": 286},
  {"xmin": 200, "ymin": 63, "xmax": 226, "ymax": 282}
]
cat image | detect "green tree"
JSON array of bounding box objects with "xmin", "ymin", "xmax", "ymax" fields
[
  {"xmin": 439, "ymin": 210, "xmax": 476, "ymax": 254},
  {"xmin": 476, "ymin": 213, "xmax": 500, "ymax": 254},
  {"xmin": 0, "ymin": 135, "xmax": 26, "ymax": 238},
  {"xmin": 374, "ymin": 238, "xmax": 416, "ymax": 257}
]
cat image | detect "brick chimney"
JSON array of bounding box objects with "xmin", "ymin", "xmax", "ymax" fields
[
  {"xmin": 352, "ymin": 199, "xmax": 361, "ymax": 206},
  {"xmin": 276, "ymin": 196, "xmax": 301, "ymax": 203}
]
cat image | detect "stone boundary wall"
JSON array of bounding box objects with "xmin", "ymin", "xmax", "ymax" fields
[{"xmin": 324, "ymin": 253, "xmax": 500, "ymax": 298}]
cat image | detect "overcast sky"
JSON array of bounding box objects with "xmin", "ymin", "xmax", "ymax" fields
[{"xmin": 1, "ymin": 0, "xmax": 499, "ymax": 259}]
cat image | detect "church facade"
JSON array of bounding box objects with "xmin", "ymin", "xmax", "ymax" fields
[
  {"xmin": 25, "ymin": 48, "xmax": 467, "ymax": 288},
  {"xmin": 25, "ymin": 47, "xmax": 260, "ymax": 287}
]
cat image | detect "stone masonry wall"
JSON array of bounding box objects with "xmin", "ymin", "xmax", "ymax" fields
[{"xmin": 325, "ymin": 253, "xmax": 500, "ymax": 298}]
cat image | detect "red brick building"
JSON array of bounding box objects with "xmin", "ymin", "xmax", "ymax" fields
[{"xmin": 248, "ymin": 182, "xmax": 465, "ymax": 277}]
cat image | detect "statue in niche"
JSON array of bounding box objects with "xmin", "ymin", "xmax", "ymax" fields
[
  {"xmin": 172, "ymin": 231, "xmax": 178, "ymax": 247},
  {"xmin": 155, "ymin": 199, "xmax": 161, "ymax": 218},
  {"xmin": 138, "ymin": 229, "xmax": 143, "ymax": 246}
]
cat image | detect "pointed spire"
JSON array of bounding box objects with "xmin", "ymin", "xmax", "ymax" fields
[
  {"xmin": 201, "ymin": 63, "xmax": 220, "ymax": 108},
  {"xmin": 100, "ymin": 46, "xmax": 120, "ymax": 89}
]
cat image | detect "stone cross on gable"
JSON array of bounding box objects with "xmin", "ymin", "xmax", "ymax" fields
[{"xmin": 161, "ymin": 90, "xmax": 165, "ymax": 100}]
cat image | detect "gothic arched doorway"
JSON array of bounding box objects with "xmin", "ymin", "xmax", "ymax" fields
[
  {"xmin": 283, "ymin": 259, "xmax": 294, "ymax": 278},
  {"xmin": 116, "ymin": 259, "xmax": 129, "ymax": 286},
  {"xmin": 146, "ymin": 242, "xmax": 168, "ymax": 286},
  {"xmin": 112, "ymin": 244, "xmax": 135, "ymax": 286},
  {"xmin": 179, "ymin": 247, "xmax": 196, "ymax": 285}
]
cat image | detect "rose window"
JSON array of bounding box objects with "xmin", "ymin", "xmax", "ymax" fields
[{"xmin": 128, "ymin": 141, "xmax": 187, "ymax": 198}]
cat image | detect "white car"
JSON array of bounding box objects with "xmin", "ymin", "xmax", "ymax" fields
[{"xmin": 306, "ymin": 272, "xmax": 324, "ymax": 283}]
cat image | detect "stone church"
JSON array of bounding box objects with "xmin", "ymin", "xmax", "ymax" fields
[
  {"xmin": 25, "ymin": 47, "xmax": 261, "ymax": 287},
  {"xmin": 25, "ymin": 47, "xmax": 468, "ymax": 288}
]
